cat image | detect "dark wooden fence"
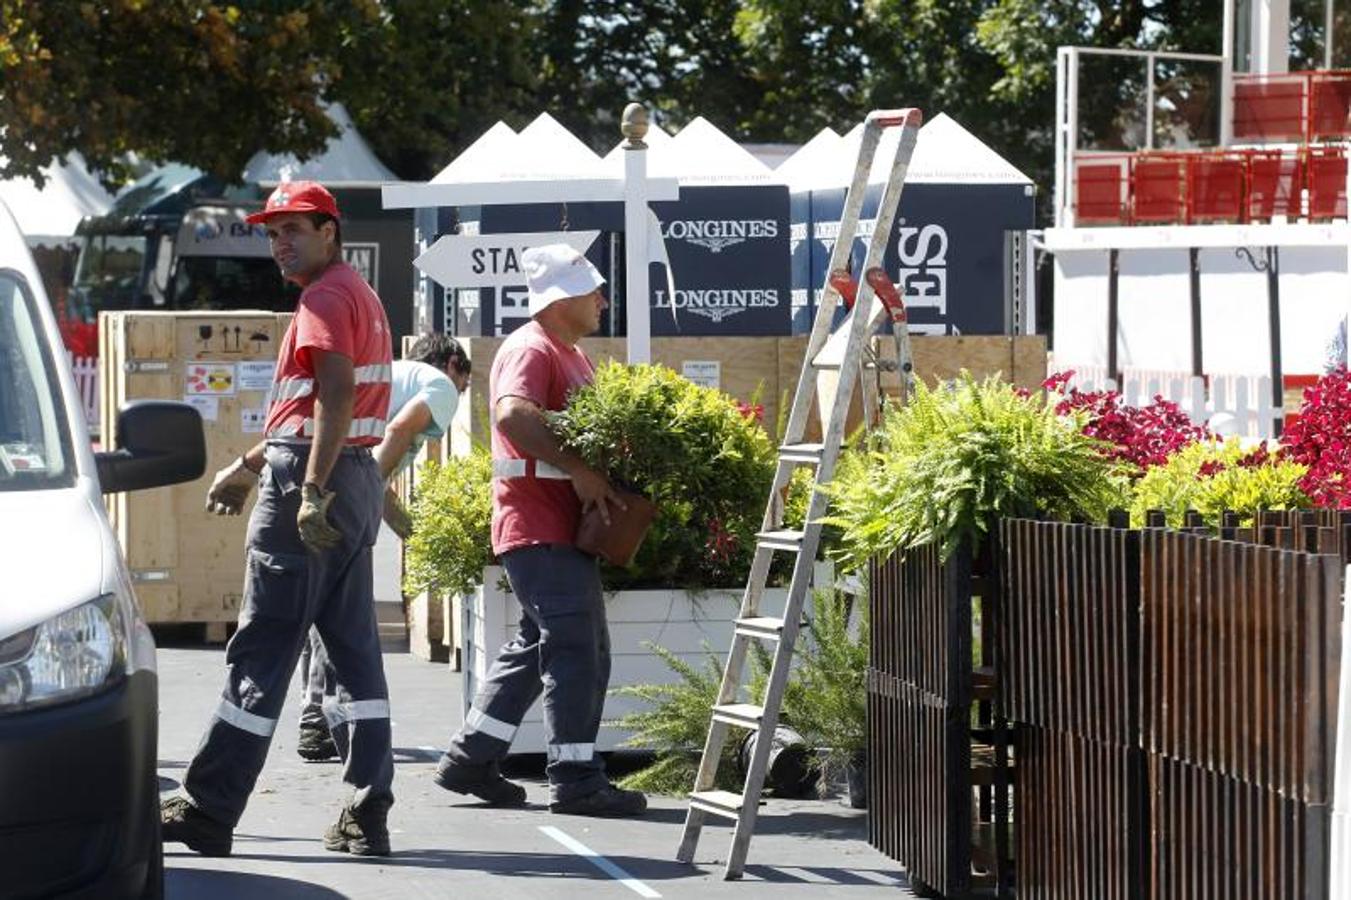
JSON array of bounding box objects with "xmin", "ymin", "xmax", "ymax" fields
[{"xmin": 866, "ymin": 509, "xmax": 1347, "ymax": 899}]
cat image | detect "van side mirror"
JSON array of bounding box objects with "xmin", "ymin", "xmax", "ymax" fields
[{"xmin": 95, "ymin": 401, "xmax": 206, "ymax": 494}]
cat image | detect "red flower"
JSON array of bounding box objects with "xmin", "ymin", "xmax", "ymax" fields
[
  {"xmin": 1045, "ymin": 372, "xmax": 1210, "ymax": 475},
  {"xmin": 736, "ymin": 401, "xmax": 764, "ymax": 424},
  {"xmin": 1280, "ymin": 367, "xmax": 1351, "ymax": 508},
  {"xmin": 1199, "ymin": 459, "xmax": 1227, "ymax": 478}
]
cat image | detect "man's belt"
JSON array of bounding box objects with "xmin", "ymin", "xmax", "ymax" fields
[{"xmin": 492, "ymin": 458, "xmax": 571, "ymax": 480}]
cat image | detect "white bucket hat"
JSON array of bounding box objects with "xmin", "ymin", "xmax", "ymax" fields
[{"xmin": 523, "ymin": 243, "xmax": 606, "ymax": 317}]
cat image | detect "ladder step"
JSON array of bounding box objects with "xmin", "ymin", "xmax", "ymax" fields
[
  {"xmin": 973, "ymin": 665, "xmax": 997, "ymax": 701},
  {"xmin": 778, "ymin": 442, "xmax": 825, "ymax": 464},
  {"xmin": 735, "ymin": 616, "xmax": 786, "ymax": 639},
  {"xmin": 757, "ymin": 529, "xmax": 805, "ymax": 551},
  {"xmin": 711, "ymin": 703, "xmax": 765, "ymax": 729},
  {"xmin": 688, "ymin": 790, "xmax": 745, "ymax": 819}
]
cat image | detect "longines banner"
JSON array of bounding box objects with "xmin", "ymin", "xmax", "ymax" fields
[
  {"xmin": 802, "ymin": 183, "xmax": 1035, "ymax": 336},
  {"xmin": 649, "ymin": 185, "xmax": 791, "ymax": 337}
]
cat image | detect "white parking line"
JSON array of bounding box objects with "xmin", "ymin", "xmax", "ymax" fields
[{"xmin": 538, "ymin": 825, "xmax": 662, "ymax": 899}]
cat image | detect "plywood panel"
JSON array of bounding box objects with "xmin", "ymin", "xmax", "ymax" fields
[{"xmin": 102, "ymin": 311, "xmax": 291, "ymax": 623}]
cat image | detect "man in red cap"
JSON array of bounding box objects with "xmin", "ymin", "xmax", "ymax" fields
[{"xmin": 160, "ymin": 181, "xmax": 397, "ymax": 857}]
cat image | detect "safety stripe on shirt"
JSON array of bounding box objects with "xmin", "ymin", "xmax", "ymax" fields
[
  {"xmin": 492, "ymin": 458, "xmax": 571, "ymax": 480},
  {"xmin": 215, "ymin": 699, "xmax": 277, "ymax": 737},
  {"xmin": 466, "ymin": 708, "xmax": 519, "ymax": 743},
  {"xmin": 272, "ymin": 377, "xmax": 314, "ymax": 403},
  {"xmin": 547, "ymin": 742, "xmax": 595, "ymax": 763},
  {"xmin": 323, "ymin": 698, "xmax": 391, "ymax": 725},
  {"xmin": 354, "ymin": 363, "xmax": 392, "ymax": 384}
]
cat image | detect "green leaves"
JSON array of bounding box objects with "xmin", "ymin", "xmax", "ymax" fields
[
  {"xmin": 402, "ymin": 448, "xmax": 494, "ymax": 599},
  {"xmin": 550, "ymin": 361, "xmax": 775, "ymax": 589},
  {"xmin": 1129, "ymin": 439, "xmax": 1310, "ymax": 528},
  {"xmin": 824, "ymin": 373, "xmax": 1124, "ymax": 571}
]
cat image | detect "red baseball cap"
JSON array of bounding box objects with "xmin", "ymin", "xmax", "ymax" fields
[{"xmin": 245, "ymin": 180, "xmax": 340, "ymax": 224}]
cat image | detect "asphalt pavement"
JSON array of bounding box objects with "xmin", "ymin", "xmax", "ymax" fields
[{"xmin": 155, "ymin": 527, "xmax": 916, "ymax": 899}]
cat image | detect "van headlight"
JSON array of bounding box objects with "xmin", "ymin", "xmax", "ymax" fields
[{"xmin": 0, "ymin": 595, "xmax": 126, "ymax": 713}]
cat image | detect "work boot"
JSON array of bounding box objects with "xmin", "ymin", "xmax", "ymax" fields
[
  {"xmin": 323, "ymin": 802, "xmax": 391, "ymax": 857},
  {"xmin": 160, "ymin": 796, "xmax": 233, "ymax": 857},
  {"xmin": 297, "ymin": 721, "xmax": 338, "ymax": 762},
  {"xmin": 549, "ymin": 785, "xmax": 647, "ymax": 818},
  {"xmin": 433, "ymin": 757, "xmax": 528, "ymax": 807}
]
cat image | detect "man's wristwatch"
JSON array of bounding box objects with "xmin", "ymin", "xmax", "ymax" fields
[{"xmin": 240, "ymin": 454, "xmax": 263, "ymax": 475}]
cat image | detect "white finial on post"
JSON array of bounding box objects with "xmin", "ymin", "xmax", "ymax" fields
[{"xmin": 622, "ymin": 102, "xmax": 652, "ymax": 364}]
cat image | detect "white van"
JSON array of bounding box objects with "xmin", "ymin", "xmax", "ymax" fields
[{"xmin": 0, "ymin": 198, "xmax": 204, "ymax": 898}]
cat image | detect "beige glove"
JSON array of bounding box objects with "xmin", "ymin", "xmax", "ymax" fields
[
  {"xmin": 205, "ymin": 456, "xmax": 258, "ymax": 515},
  {"xmin": 382, "ymin": 487, "xmax": 414, "ymax": 541},
  {"xmin": 297, "ymin": 482, "xmax": 342, "ymax": 553}
]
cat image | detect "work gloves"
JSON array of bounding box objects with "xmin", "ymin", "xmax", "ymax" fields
[
  {"xmin": 298, "ymin": 482, "xmax": 343, "ymax": 553},
  {"xmin": 206, "ymin": 456, "xmax": 258, "ymax": 515}
]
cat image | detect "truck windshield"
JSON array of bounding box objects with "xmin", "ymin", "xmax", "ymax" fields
[
  {"xmin": 71, "ymin": 234, "xmax": 148, "ymax": 317},
  {"xmin": 0, "ymin": 269, "xmax": 74, "ymax": 492},
  {"xmin": 172, "ymin": 256, "xmax": 295, "ymax": 312}
]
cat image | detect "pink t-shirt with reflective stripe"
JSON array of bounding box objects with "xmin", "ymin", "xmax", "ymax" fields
[
  {"xmin": 490, "ymin": 320, "xmax": 595, "ymax": 555},
  {"xmin": 265, "ymin": 261, "xmax": 392, "ymax": 446}
]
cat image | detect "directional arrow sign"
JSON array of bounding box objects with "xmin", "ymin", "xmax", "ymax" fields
[{"xmin": 413, "ymin": 230, "xmax": 601, "ymax": 289}]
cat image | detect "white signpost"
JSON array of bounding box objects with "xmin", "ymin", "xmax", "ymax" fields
[
  {"xmin": 382, "ymin": 103, "xmax": 678, "ymax": 363},
  {"xmin": 413, "ymin": 230, "xmax": 600, "ymax": 289}
]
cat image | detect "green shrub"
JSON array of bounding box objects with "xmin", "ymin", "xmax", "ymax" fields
[
  {"xmin": 823, "ymin": 373, "xmax": 1126, "ymax": 570},
  {"xmin": 609, "ymin": 644, "xmax": 742, "ymax": 796},
  {"xmin": 550, "ymin": 361, "xmax": 776, "ymax": 589},
  {"xmin": 760, "ymin": 588, "xmax": 868, "ymax": 784},
  {"xmin": 402, "ymin": 448, "xmax": 494, "ymax": 598},
  {"xmin": 1129, "ymin": 439, "xmax": 1310, "ymax": 527}
]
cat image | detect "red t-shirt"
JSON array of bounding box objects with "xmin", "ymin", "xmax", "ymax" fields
[
  {"xmin": 264, "ymin": 261, "xmax": 392, "ymax": 446},
  {"xmin": 490, "ymin": 320, "xmax": 596, "ymax": 554}
]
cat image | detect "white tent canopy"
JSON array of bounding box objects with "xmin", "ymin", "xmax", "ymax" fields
[
  {"xmin": 794, "ymin": 113, "xmax": 1032, "ymax": 191},
  {"xmin": 243, "ymin": 102, "xmax": 397, "ymax": 186},
  {"xmin": 433, "ymin": 113, "xmax": 607, "ymax": 183},
  {"xmin": 431, "ymin": 121, "xmax": 517, "ymax": 184},
  {"xmin": 773, "ymin": 127, "xmax": 843, "ymax": 192},
  {"xmin": 0, "ymin": 153, "xmax": 114, "ymax": 244},
  {"xmin": 617, "ymin": 116, "xmax": 772, "ymax": 184}
]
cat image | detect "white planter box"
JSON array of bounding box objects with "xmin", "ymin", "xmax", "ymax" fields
[{"xmin": 461, "ymin": 562, "xmax": 832, "ymax": 755}]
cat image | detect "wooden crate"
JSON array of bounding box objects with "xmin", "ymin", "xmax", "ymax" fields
[{"xmin": 100, "ymin": 310, "xmax": 291, "ymax": 625}]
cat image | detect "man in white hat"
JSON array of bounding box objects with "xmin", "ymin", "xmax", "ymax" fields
[{"xmin": 433, "ymin": 244, "xmax": 647, "ymax": 817}]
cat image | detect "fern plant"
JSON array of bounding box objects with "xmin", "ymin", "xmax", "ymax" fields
[{"xmin": 823, "ymin": 373, "xmax": 1127, "ymax": 570}]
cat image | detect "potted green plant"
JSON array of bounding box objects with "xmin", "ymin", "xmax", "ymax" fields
[{"xmin": 404, "ymin": 362, "xmax": 829, "ymax": 755}]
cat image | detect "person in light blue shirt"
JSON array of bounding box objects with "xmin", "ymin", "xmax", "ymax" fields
[
  {"xmin": 372, "ymin": 336, "xmax": 472, "ymax": 539},
  {"xmin": 297, "ymin": 333, "xmax": 471, "ymax": 761}
]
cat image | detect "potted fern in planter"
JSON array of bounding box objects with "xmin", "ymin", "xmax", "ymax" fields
[{"xmin": 405, "ymin": 362, "xmax": 828, "ymax": 755}]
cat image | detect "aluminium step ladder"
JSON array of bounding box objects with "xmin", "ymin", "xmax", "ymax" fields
[{"xmin": 675, "ymin": 107, "xmax": 923, "ymax": 880}]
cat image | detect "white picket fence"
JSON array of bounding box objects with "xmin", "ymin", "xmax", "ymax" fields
[
  {"xmin": 68, "ymin": 353, "xmax": 99, "ymax": 435},
  {"xmin": 1063, "ymin": 365, "xmax": 1284, "ymax": 441}
]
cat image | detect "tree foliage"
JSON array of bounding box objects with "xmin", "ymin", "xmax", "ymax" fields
[{"xmin": 1, "ymin": 0, "xmax": 1225, "ymax": 199}]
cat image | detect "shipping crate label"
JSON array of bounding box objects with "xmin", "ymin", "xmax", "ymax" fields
[
  {"xmin": 241, "ymin": 407, "xmax": 266, "ymax": 434},
  {"xmin": 682, "ymin": 360, "xmax": 721, "ymax": 389},
  {"xmin": 191, "ymin": 322, "xmax": 264, "ymax": 356},
  {"xmin": 183, "ymin": 395, "xmax": 220, "ymax": 422},
  {"xmin": 237, "ymin": 361, "xmax": 276, "ymax": 392},
  {"xmin": 186, "ymin": 362, "xmax": 237, "ymax": 396}
]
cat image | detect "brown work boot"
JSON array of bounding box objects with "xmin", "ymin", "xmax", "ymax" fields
[
  {"xmin": 161, "ymin": 796, "xmax": 233, "ymax": 857},
  {"xmin": 323, "ymin": 802, "xmax": 391, "ymax": 857},
  {"xmin": 549, "ymin": 785, "xmax": 647, "ymax": 818}
]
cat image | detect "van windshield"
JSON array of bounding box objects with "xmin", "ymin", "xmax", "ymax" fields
[{"xmin": 0, "ymin": 270, "xmax": 74, "ymax": 491}]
